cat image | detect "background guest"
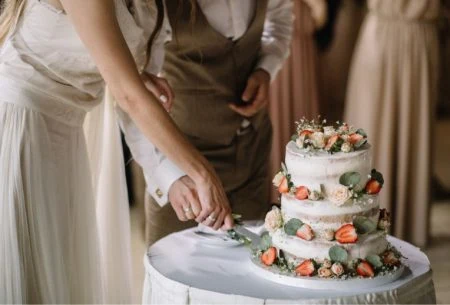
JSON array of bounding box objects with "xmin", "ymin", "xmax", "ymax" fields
[{"xmin": 344, "ymin": 0, "xmax": 441, "ymax": 247}]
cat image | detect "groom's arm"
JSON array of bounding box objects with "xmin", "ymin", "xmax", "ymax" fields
[
  {"xmin": 116, "ymin": 106, "xmax": 185, "ymax": 206},
  {"xmin": 229, "ymin": 0, "xmax": 294, "ymax": 117},
  {"xmin": 257, "ymin": 0, "xmax": 294, "ymax": 81}
]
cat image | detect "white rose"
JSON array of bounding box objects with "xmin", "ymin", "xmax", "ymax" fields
[
  {"xmin": 318, "ymin": 267, "xmax": 332, "ymax": 278},
  {"xmin": 309, "ymin": 190, "xmax": 321, "ymax": 201},
  {"xmin": 310, "ymin": 132, "xmax": 325, "ymax": 149},
  {"xmin": 322, "ymin": 259, "xmax": 332, "ymax": 268},
  {"xmin": 295, "ymin": 136, "xmax": 304, "ymax": 148},
  {"xmin": 323, "ymin": 126, "xmax": 336, "ymax": 137},
  {"xmin": 272, "ymin": 171, "xmax": 284, "ymax": 187},
  {"xmin": 328, "ymin": 185, "xmax": 351, "ymax": 206},
  {"xmin": 341, "ymin": 142, "xmax": 352, "ymax": 153},
  {"xmin": 264, "ymin": 207, "xmax": 283, "ymax": 232},
  {"xmin": 331, "ymin": 263, "xmax": 345, "ymax": 276}
]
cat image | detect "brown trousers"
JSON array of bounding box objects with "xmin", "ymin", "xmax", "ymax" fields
[{"xmin": 145, "ymin": 115, "xmax": 273, "ymax": 245}]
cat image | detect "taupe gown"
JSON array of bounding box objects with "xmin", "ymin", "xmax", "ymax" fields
[{"xmin": 344, "ymin": 0, "xmax": 440, "ymax": 247}]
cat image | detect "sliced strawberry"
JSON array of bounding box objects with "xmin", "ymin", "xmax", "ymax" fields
[
  {"xmin": 278, "ymin": 177, "xmax": 289, "ymax": 194},
  {"xmin": 296, "ymin": 224, "xmax": 314, "ymax": 241},
  {"xmin": 261, "ymin": 247, "xmax": 277, "ymax": 266},
  {"xmin": 295, "ymin": 186, "xmax": 309, "ymax": 200},
  {"xmin": 325, "ymin": 135, "xmax": 339, "ymax": 150},
  {"xmin": 335, "ymin": 224, "xmax": 358, "ymax": 244},
  {"xmin": 356, "ymin": 260, "xmax": 375, "ymax": 277},
  {"xmin": 365, "ymin": 179, "xmax": 382, "ymax": 194},
  {"xmin": 295, "ymin": 259, "xmax": 315, "ymax": 276},
  {"xmin": 348, "ymin": 133, "xmax": 364, "ymax": 145},
  {"xmin": 299, "ymin": 130, "xmax": 313, "ymax": 137}
]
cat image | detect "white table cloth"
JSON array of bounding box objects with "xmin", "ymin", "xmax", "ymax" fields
[{"xmin": 142, "ymin": 228, "xmax": 436, "ymax": 304}]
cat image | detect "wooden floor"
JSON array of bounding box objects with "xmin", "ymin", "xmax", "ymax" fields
[{"xmin": 130, "ymin": 119, "xmax": 450, "ymax": 304}]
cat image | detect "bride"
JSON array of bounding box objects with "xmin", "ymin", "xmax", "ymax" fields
[{"xmin": 0, "ymin": 0, "xmax": 233, "ymax": 303}]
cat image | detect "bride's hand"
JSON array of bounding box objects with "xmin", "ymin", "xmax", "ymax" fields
[
  {"xmin": 141, "ymin": 72, "xmax": 174, "ymax": 112},
  {"xmin": 194, "ymin": 166, "xmax": 234, "ymax": 231}
]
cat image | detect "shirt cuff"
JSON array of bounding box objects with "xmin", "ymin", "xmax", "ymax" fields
[
  {"xmin": 256, "ymin": 54, "xmax": 284, "ymax": 82},
  {"xmin": 145, "ymin": 158, "xmax": 186, "ymax": 207}
]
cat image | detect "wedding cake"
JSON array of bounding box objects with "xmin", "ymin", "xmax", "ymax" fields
[{"xmin": 258, "ymin": 118, "xmax": 402, "ymax": 280}]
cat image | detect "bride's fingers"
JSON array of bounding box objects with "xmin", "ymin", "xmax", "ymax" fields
[
  {"xmin": 155, "ymin": 78, "xmax": 174, "ymax": 107},
  {"xmin": 143, "ymin": 78, "xmax": 169, "ymax": 110}
]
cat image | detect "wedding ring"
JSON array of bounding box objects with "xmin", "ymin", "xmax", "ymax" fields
[
  {"xmin": 159, "ymin": 95, "xmax": 168, "ymax": 103},
  {"xmin": 183, "ymin": 206, "xmax": 192, "ymax": 213},
  {"xmin": 207, "ymin": 213, "xmax": 217, "ymax": 222}
]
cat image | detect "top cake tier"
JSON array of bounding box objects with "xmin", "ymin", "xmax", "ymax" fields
[{"xmin": 285, "ymin": 141, "xmax": 372, "ymax": 192}]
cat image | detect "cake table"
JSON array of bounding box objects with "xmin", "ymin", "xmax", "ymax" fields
[{"xmin": 142, "ymin": 228, "xmax": 436, "ymax": 304}]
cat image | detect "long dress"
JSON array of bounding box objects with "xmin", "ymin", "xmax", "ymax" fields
[
  {"xmin": 269, "ymin": 0, "xmax": 320, "ymax": 202},
  {"xmin": 344, "ymin": 0, "xmax": 440, "ymax": 247},
  {"xmin": 0, "ymin": 0, "xmax": 153, "ymax": 302}
]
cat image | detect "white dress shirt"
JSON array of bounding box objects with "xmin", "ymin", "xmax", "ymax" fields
[{"xmin": 136, "ymin": 0, "xmax": 294, "ymax": 206}]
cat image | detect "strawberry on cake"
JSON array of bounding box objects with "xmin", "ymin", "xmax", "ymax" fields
[{"xmin": 256, "ymin": 118, "xmax": 403, "ymax": 281}]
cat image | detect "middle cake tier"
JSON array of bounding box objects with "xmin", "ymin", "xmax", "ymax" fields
[{"xmin": 281, "ymin": 194, "xmax": 380, "ymax": 236}]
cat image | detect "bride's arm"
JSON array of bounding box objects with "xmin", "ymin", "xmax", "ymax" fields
[{"xmin": 59, "ymin": 0, "xmax": 233, "ymax": 229}]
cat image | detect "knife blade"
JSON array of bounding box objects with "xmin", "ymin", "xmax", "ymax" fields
[{"xmin": 232, "ymin": 225, "xmax": 262, "ymax": 248}]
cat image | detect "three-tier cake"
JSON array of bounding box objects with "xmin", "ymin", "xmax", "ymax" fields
[{"xmin": 256, "ymin": 118, "xmax": 403, "ymax": 282}]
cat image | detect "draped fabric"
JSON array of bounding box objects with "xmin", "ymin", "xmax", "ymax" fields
[
  {"xmin": 344, "ymin": 0, "xmax": 440, "ymax": 247},
  {"xmin": 268, "ymin": 0, "xmax": 320, "ymax": 202},
  {"xmin": 84, "ymin": 91, "xmax": 133, "ymax": 303}
]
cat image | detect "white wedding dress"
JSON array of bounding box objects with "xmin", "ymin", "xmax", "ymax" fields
[{"xmin": 0, "ymin": 0, "xmax": 157, "ymax": 303}]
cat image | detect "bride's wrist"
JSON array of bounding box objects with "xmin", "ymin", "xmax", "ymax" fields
[{"xmin": 189, "ymin": 161, "xmax": 213, "ymax": 186}]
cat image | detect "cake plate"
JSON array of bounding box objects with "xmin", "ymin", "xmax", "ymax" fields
[{"xmin": 250, "ymin": 257, "xmax": 405, "ymax": 290}]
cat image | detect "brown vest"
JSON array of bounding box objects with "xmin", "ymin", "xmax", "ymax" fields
[{"xmin": 163, "ymin": 0, "xmax": 269, "ymax": 145}]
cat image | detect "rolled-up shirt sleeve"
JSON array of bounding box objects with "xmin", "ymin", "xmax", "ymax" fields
[{"xmin": 257, "ymin": 0, "xmax": 294, "ymax": 81}]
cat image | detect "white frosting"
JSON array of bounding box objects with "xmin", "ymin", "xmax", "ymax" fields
[
  {"xmin": 281, "ymin": 194, "xmax": 380, "ymax": 234},
  {"xmin": 281, "ymin": 194, "xmax": 379, "ymax": 217},
  {"xmin": 285, "ymin": 142, "xmax": 372, "ymax": 192},
  {"xmin": 271, "ymin": 140, "xmax": 387, "ymax": 263},
  {"xmin": 272, "ymin": 230, "xmax": 388, "ymax": 261}
]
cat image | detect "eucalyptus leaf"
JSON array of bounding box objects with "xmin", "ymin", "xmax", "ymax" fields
[
  {"xmin": 329, "ymin": 246, "xmax": 348, "ymax": 263},
  {"xmin": 353, "ymin": 216, "xmax": 377, "ymax": 234},
  {"xmin": 339, "ymin": 172, "xmax": 361, "ymax": 187},
  {"xmin": 259, "ymin": 232, "xmax": 272, "ymax": 250},
  {"xmin": 284, "ymin": 218, "xmax": 303, "ymax": 236},
  {"xmin": 354, "ymin": 139, "xmax": 367, "ymax": 149},
  {"xmin": 291, "ymin": 134, "xmax": 299, "ymax": 142},
  {"xmin": 366, "ymin": 254, "xmax": 383, "ymax": 268},
  {"xmin": 356, "ymin": 128, "xmax": 368, "ymax": 137}
]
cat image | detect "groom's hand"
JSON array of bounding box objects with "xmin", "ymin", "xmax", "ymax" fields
[
  {"xmin": 168, "ymin": 176, "xmax": 202, "ymax": 222},
  {"xmin": 141, "ymin": 72, "xmax": 174, "ymax": 112},
  {"xmin": 229, "ymin": 69, "xmax": 270, "ymax": 117}
]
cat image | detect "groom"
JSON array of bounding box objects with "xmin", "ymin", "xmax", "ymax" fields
[{"xmin": 144, "ymin": 0, "xmax": 293, "ymax": 244}]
